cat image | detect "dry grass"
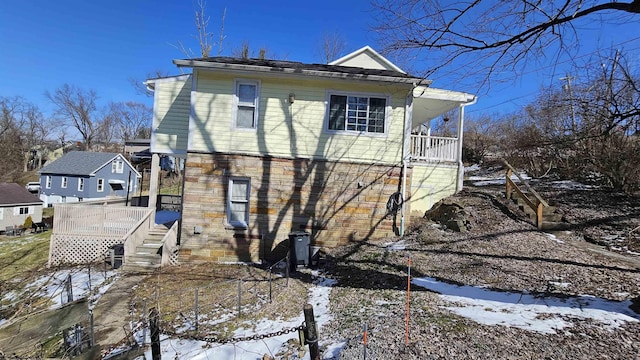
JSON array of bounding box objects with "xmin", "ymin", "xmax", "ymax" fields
[{"xmin": 130, "ymin": 263, "xmax": 312, "ymax": 337}]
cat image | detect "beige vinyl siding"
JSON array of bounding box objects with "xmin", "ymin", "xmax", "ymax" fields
[
  {"xmin": 190, "ymin": 72, "xmax": 409, "ymax": 164},
  {"xmin": 409, "ymin": 164, "xmax": 458, "ymax": 215},
  {"xmin": 334, "ymin": 54, "xmax": 390, "ymax": 71},
  {"xmin": 151, "ymin": 77, "xmax": 192, "ymax": 154}
]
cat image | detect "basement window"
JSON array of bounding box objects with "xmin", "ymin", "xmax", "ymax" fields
[{"xmin": 227, "ymin": 177, "xmax": 250, "ymax": 228}]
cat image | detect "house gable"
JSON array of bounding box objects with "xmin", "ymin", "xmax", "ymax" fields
[{"xmin": 329, "ymin": 46, "xmax": 406, "ymax": 74}]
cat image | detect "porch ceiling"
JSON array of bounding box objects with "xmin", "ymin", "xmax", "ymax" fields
[{"xmin": 412, "ymin": 86, "xmax": 476, "ymax": 128}]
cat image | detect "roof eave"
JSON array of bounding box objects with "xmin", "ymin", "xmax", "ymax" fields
[{"xmin": 173, "ymin": 59, "xmax": 424, "ymax": 85}]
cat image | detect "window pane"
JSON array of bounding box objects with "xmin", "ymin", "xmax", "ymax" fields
[
  {"xmin": 368, "ymin": 98, "xmax": 386, "ymax": 133},
  {"xmin": 231, "ymin": 181, "xmax": 248, "ymax": 200},
  {"xmin": 237, "ymin": 107, "xmax": 255, "ymax": 128},
  {"xmin": 329, "ymin": 95, "xmax": 346, "ymax": 130},
  {"xmin": 238, "ymin": 84, "xmax": 256, "ymax": 104},
  {"xmin": 229, "ymin": 202, "xmax": 247, "ymax": 222}
]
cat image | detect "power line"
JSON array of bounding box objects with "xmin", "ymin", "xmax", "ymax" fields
[{"xmin": 466, "ymin": 37, "xmax": 640, "ymax": 114}]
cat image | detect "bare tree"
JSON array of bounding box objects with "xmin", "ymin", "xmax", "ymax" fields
[
  {"xmin": 232, "ymin": 41, "xmax": 271, "ymax": 59},
  {"xmin": 318, "ymin": 31, "xmax": 347, "ymax": 64},
  {"xmin": 172, "ymin": 0, "xmax": 226, "ymax": 58},
  {"xmin": 129, "ymin": 70, "xmax": 171, "ymax": 98},
  {"xmin": 0, "ymin": 97, "xmax": 52, "ymax": 178},
  {"xmin": 495, "ymin": 50, "xmax": 640, "ymax": 191},
  {"xmin": 373, "ymin": 0, "xmax": 640, "ymax": 87},
  {"xmin": 108, "ymin": 101, "xmax": 152, "ymax": 141},
  {"xmin": 46, "ymin": 84, "xmax": 101, "ymax": 151}
]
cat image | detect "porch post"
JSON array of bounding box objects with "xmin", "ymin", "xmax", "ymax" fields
[
  {"xmin": 149, "ymin": 153, "xmax": 160, "ymax": 226},
  {"xmin": 456, "ymin": 105, "xmax": 465, "ymax": 192}
]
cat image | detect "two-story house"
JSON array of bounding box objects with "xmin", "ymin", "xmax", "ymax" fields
[
  {"xmin": 39, "ymin": 151, "xmax": 140, "ymax": 207},
  {"xmin": 146, "ymin": 46, "xmax": 476, "ymax": 263}
]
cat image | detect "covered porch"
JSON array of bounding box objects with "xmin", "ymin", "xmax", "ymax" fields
[
  {"xmin": 409, "ymin": 86, "xmax": 476, "ymax": 165},
  {"xmin": 406, "ymin": 87, "xmax": 476, "ymax": 216}
]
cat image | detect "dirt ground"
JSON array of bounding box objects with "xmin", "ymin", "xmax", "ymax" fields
[
  {"xmin": 322, "ymin": 174, "xmax": 640, "ymax": 359},
  {"xmin": 92, "ymin": 167, "xmax": 640, "ymax": 359}
]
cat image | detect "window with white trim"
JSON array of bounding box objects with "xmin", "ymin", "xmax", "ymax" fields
[
  {"xmin": 233, "ymin": 80, "xmax": 259, "ymax": 129},
  {"xmin": 112, "ymin": 160, "xmax": 124, "ymax": 174},
  {"xmin": 78, "ymin": 178, "xmax": 84, "ymax": 191},
  {"xmin": 227, "ymin": 177, "xmax": 250, "ymax": 228},
  {"xmin": 15, "ymin": 206, "xmax": 30, "ymax": 215},
  {"xmin": 97, "ymin": 178, "xmax": 104, "ymax": 192},
  {"xmin": 46, "ymin": 175, "xmax": 52, "ymax": 189},
  {"xmin": 327, "ymin": 93, "xmax": 387, "ymax": 134},
  {"xmin": 61, "ymin": 177, "xmax": 67, "ymax": 188}
]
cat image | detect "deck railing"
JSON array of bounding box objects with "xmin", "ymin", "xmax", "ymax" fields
[
  {"xmin": 410, "ymin": 135, "xmax": 458, "ymax": 163},
  {"xmin": 504, "ymin": 160, "xmax": 549, "ymax": 229},
  {"xmin": 49, "ymin": 204, "xmax": 153, "ymax": 265},
  {"xmin": 161, "ymin": 220, "xmax": 180, "ymax": 266},
  {"xmin": 53, "ymin": 204, "xmax": 150, "ymax": 236},
  {"xmin": 123, "ymin": 209, "xmax": 154, "ymax": 264}
]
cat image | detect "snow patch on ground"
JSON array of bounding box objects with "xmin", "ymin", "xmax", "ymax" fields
[
  {"xmin": 544, "ymin": 233, "xmax": 565, "ymax": 244},
  {"xmin": 134, "ymin": 271, "xmax": 337, "ymax": 360},
  {"xmin": 413, "ymin": 277, "xmax": 639, "ymax": 334},
  {"xmin": 1, "ymin": 268, "xmax": 117, "ymax": 313},
  {"xmin": 383, "ymin": 239, "xmax": 407, "ymax": 251}
]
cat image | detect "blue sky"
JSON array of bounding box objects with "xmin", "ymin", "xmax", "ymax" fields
[{"xmin": 1, "ymin": 0, "xmax": 638, "ymax": 123}]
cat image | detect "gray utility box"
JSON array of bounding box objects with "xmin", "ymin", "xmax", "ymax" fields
[
  {"xmin": 109, "ymin": 244, "xmax": 124, "ymax": 269},
  {"xmin": 289, "ymin": 231, "xmax": 310, "ymax": 270}
]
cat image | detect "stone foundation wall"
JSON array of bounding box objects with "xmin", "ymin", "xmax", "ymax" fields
[{"xmin": 179, "ymin": 152, "xmax": 411, "ymax": 263}]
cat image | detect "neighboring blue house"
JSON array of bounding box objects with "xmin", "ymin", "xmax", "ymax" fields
[{"xmin": 39, "ymin": 151, "xmax": 141, "ymax": 207}]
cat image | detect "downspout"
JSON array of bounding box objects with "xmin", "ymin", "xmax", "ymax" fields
[
  {"xmin": 401, "ymin": 157, "xmax": 408, "ymax": 236},
  {"xmin": 400, "ymin": 88, "xmax": 415, "ymax": 237}
]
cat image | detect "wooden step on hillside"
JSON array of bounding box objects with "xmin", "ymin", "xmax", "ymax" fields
[
  {"xmin": 509, "ymin": 191, "xmax": 570, "ymax": 231},
  {"xmin": 120, "ymin": 225, "xmax": 168, "ymax": 273}
]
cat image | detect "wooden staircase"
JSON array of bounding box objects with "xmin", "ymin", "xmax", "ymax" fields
[
  {"xmin": 120, "ymin": 225, "xmax": 169, "ymax": 272},
  {"xmin": 504, "ymin": 160, "xmax": 569, "ymax": 231},
  {"xmin": 509, "ymin": 191, "xmax": 568, "ymax": 230}
]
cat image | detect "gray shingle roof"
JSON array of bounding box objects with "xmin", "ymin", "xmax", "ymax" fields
[
  {"xmin": 0, "ymin": 183, "xmax": 42, "ymax": 205},
  {"xmin": 181, "ymin": 57, "xmax": 416, "ymax": 79},
  {"xmin": 39, "ymin": 151, "xmax": 121, "ymax": 176}
]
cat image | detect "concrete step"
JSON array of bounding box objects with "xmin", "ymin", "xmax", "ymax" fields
[
  {"xmin": 120, "ymin": 262, "xmax": 161, "ymax": 273},
  {"xmin": 129, "ymin": 253, "xmax": 161, "ymax": 263},
  {"xmin": 135, "ymin": 244, "xmax": 162, "ymax": 255}
]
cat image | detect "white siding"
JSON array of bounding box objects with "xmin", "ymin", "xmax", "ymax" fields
[
  {"xmin": 410, "ymin": 164, "xmax": 458, "ymax": 215},
  {"xmin": 152, "ymin": 77, "xmax": 192, "ymax": 154},
  {"xmin": 190, "ymin": 72, "xmax": 410, "ymax": 164}
]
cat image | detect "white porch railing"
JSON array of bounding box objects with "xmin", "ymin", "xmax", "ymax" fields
[{"xmin": 410, "ymin": 135, "xmax": 459, "ymax": 163}]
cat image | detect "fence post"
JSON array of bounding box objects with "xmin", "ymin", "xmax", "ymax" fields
[
  {"xmin": 89, "ymin": 310, "xmax": 95, "ymax": 347},
  {"xmin": 237, "ymin": 279, "xmax": 242, "ymax": 318},
  {"xmin": 194, "ymin": 288, "xmax": 199, "ymax": 332},
  {"xmin": 285, "ymin": 253, "xmax": 289, "ymax": 287},
  {"xmin": 87, "ymin": 264, "xmax": 92, "ymax": 292},
  {"xmin": 149, "ymin": 307, "xmax": 161, "ymax": 360},
  {"xmin": 142, "ymin": 301, "xmax": 147, "ymax": 346},
  {"xmin": 269, "ymin": 270, "xmax": 273, "ymax": 303},
  {"xmin": 303, "ymin": 304, "xmax": 320, "ymax": 360},
  {"xmin": 363, "ymin": 323, "xmax": 367, "ymax": 360},
  {"xmin": 405, "ymin": 257, "xmax": 411, "ymax": 346},
  {"xmin": 65, "ymin": 274, "xmax": 73, "ymax": 303}
]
